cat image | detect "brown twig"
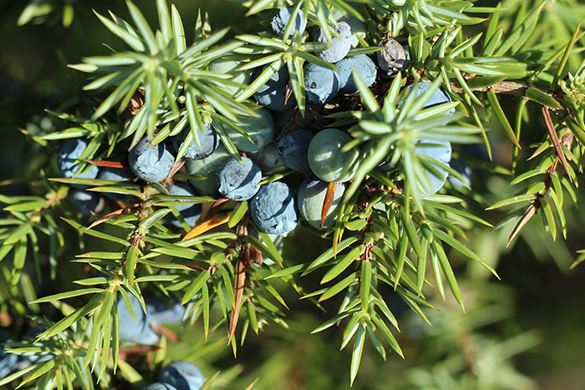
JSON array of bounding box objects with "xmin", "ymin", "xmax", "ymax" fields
[
  {"xmin": 542, "ymin": 106, "xmax": 572, "ymax": 181},
  {"xmin": 228, "ymin": 243, "xmax": 251, "ymax": 344},
  {"xmin": 451, "ymin": 80, "xmax": 528, "ymax": 95},
  {"xmin": 506, "ymin": 106, "xmax": 576, "ymax": 246}
]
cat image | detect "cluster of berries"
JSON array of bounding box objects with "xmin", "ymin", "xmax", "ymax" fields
[
  {"xmin": 58, "ymin": 6, "xmax": 461, "ymax": 236},
  {"xmin": 258, "ymin": 8, "xmax": 377, "ymax": 109}
]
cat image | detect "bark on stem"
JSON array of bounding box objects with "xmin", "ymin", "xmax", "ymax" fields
[{"xmin": 451, "ymin": 80, "xmax": 528, "ymax": 96}]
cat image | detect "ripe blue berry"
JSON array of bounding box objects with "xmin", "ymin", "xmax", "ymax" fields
[
  {"xmin": 97, "ymin": 167, "xmax": 133, "ymax": 200},
  {"xmin": 336, "ymin": 54, "xmax": 377, "ymax": 93},
  {"xmin": 315, "ymin": 22, "xmax": 352, "ymax": 63},
  {"xmin": 331, "ymin": 8, "xmax": 366, "ymax": 46},
  {"xmin": 146, "ymin": 299, "xmax": 185, "ymax": 326},
  {"xmin": 397, "ymin": 81, "xmax": 455, "ymax": 119},
  {"xmin": 254, "ymin": 67, "xmax": 296, "ymax": 112},
  {"xmin": 70, "ymin": 190, "xmax": 103, "ymax": 216},
  {"xmin": 307, "ymin": 128, "xmax": 359, "ymax": 183},
  {"xmin": 98, "ymin": 166, "xmax": 132, "ymax": 182},
  {"xmin": 250, "ymin": 181, "xmax": 297, "ymax": 235},
  {"xmin": 159, "ymin": 361, "xmax": 205, "ymax": 390},
  {"xmin": 128, "ymin": 137, "xmax": 175, "ymax": 183},
  {"xmin": 414, "ymin": 139, "xmax": 452, "ymax": 195},
  {"xmin": 116, "ymin": 295, "xmax": 159, "ymax": 345},
  {"xmin": 171, "ymin": 124, "xmax": 219, "ymax": 160},
  {"xmin": 218, "ymin": 157, "xmax": 262, "ymax": 200},
  {"xmin": 143, "ymin": 383, "xmax": 178, "ymax": 390},
  {"xmin": 298, "ymin": 175, "xmax": 345, "ymax": 229},
  {"xmin": 277, "ymin": 128, "xmax": 314, "ymax": 172},
  {"xmin": 376, "ymin": 140, "xmax": 452, "ymax": 195},
  {"xmin": 57, "ymin": 138, "xmax": 99, "ymax": 180},
  {"xmin": 304, "ymin": 62, "xmax": 340, "ymax": 105},
  {"xmin": 375, "ymin": 81, "xmax": 456, "ymax": 194},
  {"xmin": 270, "ymin": 7, "xmax": 307, "ymax": 37},
  {"xmin": 168, "ymin": 182, "xmax": 203, "ymax": 227}
]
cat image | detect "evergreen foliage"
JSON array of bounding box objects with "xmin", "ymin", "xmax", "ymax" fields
[{"xmin": 2, "ymin": 0, "xmax": 585, "ymax": 388}]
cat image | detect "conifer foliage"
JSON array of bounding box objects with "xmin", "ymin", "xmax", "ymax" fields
[{"xmin": 2, "ymin": 0, "xmax": 585, "ymax": 388}]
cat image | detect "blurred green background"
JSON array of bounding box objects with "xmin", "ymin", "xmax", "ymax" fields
[{"xmin": 1, "ymin": 0, "xmax": 585, "ymax": 389}]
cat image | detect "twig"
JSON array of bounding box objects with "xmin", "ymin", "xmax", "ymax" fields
[{"xmin": 451, "ymin": 80, "xmax": 528, "ymax": 95}]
